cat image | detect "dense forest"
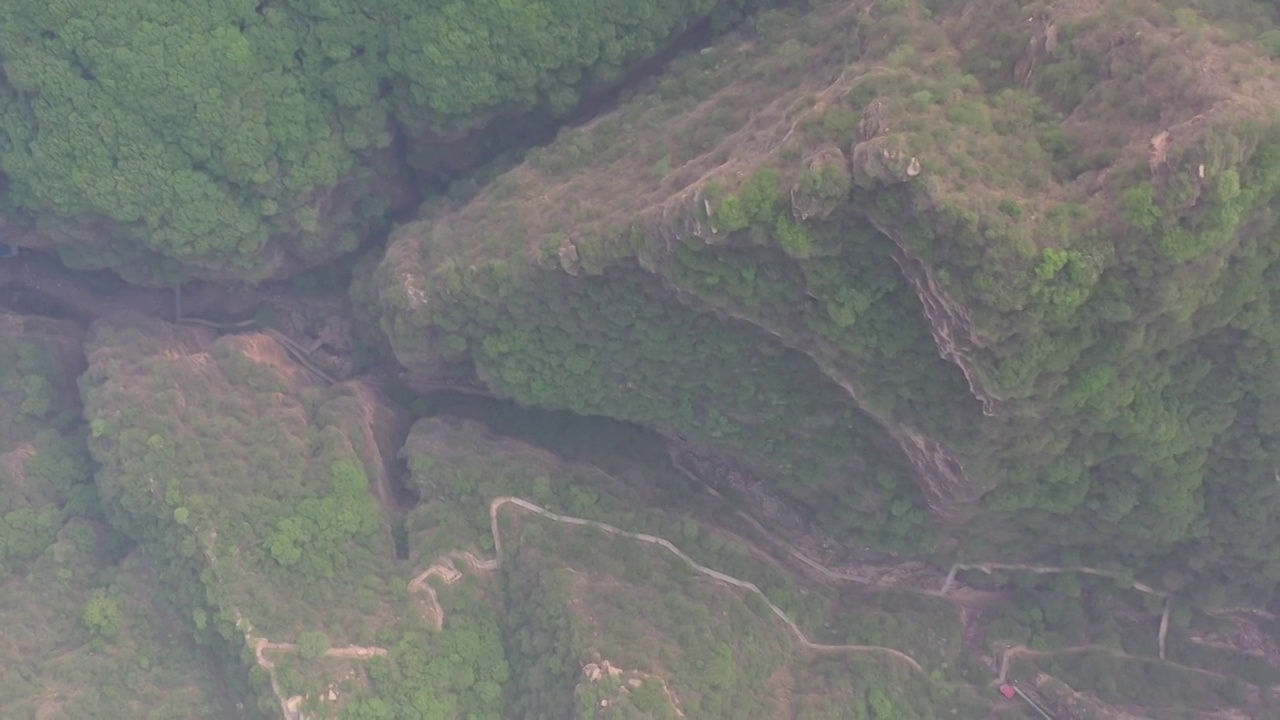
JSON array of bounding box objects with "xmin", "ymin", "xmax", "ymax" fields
[
  {"xmin": 2, "ymin": 0, "xmax": 1280, "ymax": 717},
  {"xmin": 0, "ymin": 0, "xmax": 764, "ymax": 282}
]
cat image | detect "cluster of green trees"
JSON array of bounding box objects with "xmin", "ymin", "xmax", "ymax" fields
[
  {"xmin": 0, "ymin": 521, "xmax": 243, "ymax": 718},
  {"xmin": 385, "ymin": 255, "xmax": 936, "ymax": 549},
  {"xmin": 0, "ymin": 431, "xmax": 90, "ymax": 577},
  {"xmin": 0, "ymin": 320, "xmax": 241, "ymax": 717},
  {"xmin": 265, "ymin": 459, "xmax": 382, "ymax": 578},
  {"xmin": 498, "ymin": 541, "xmax": 583, "ymax": 719},
  {"xmin": 0, "ymin": 0, "xmax": 767, "ymax": 280},
  {"xmin": 0, "ymin": 323, "xmax": 239, "ymax": 716},
  {"xmin": 0, "ymin": 321, "xmax": 100, "ymax": 577}
]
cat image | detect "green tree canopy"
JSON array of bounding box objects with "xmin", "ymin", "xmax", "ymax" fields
[{"xmin": 0, "ymin": 0, "xmax": 730, "ymax": 280}]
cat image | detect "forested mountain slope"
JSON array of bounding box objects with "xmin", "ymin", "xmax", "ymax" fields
[
  {"xmin": 80, "ymin": 314, "xmax": 415, "ymax": 716},
  {"xmin": 0, "ymin": 0, "xmax": 759, "ymax": 282},
  {"xmin": 1, "ymin": 0, "xmax": 1280, "ymax": 717},
  {"xmin": 0, "ymin": 314, "xmax": 241, "ymax": 717},
  {"xmin": 375, "ymin": 0, "xmax": 1280, "ymax": 609}
]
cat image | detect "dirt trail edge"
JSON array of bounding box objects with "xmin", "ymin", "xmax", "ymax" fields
[
  {"xmin": 234, "ymin": 608, "xmax": 388, "ymax": 720},
  {"xmin": 408, "ymin": 496, "xmax": 924, "ymax": 672},
  {"xmin": 408, "ymin": 552, "xmax": 498, "ymax": 630},
  {"xmin": 996, "ymin": 644, "xmax": 1238, "ymax": 686}
]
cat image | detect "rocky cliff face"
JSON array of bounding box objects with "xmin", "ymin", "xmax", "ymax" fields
[{"xmin": 373, "ymin": 0, "xmax": 1280, "ymax": 603}]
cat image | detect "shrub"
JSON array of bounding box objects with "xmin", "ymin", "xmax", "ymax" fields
[
  {"xmin": 298, "ymin": 631, "xmax": 331, "ymax": 660},
  {"xmin": 82, "ymin": 593, "xmax": 121, "ymax": 640}
]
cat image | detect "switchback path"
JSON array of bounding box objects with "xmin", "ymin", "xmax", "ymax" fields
[
  {"xmin": 407, "ymin": 551, "xmax": 498, "ymax": 630},
  {"xmin": 407, "ymin": 495, "xmax": 925, "ymax": 672}
]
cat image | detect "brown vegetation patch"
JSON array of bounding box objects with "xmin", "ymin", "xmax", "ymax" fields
[
  {"xmin": 945, "ymin": 0, "xmax": 1280, "ymax": 212},
  {"xmin": 225, "ymin": 332, "xmax": 309, "ymax": 385},
  {"xmin": 566, "ymin": 569, "xmax": 632, "ymax": 646},
  {"xmin": 763, "ymin": 663, "xmax": 794, "ymax": 719},
  {"xmin": 1190, "ymin": 616, "xmax": 1280, "ymax": 669},
  {"xmin": 390, "ymin": 1, "xmax": 877, "ymax": 273},
  {"xmin": 0, "ymin": 441, "xmax": 37, "ymax": 489}
]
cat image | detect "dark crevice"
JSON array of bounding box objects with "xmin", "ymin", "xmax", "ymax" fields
[
  {"xmin": 397, "ymin": 15, "xmax": 720, "ymax": 199},
  {"xmin": 0, "ymin": 286, "xmax": 88, "ymax": 324},
  {"xmin": 390, "ymin": 517, "xmax": 410, "ymax": 560}
]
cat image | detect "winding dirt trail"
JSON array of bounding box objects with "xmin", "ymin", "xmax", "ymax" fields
[
  {"xmin": 253, "ymin": 639, "xmax": 389, "ymax": 668},
  {"xmin": 406, "ymin": 495, "xmax": 925, "ymax": 672},
  {"xmin": 231, "ymin": 626, "xmax": 390, "ymax": 720},
  {"xmin": 995, "ymin": 643, "xmax": 1237, "ymax": 686},
  {"xmin": 939, "ymin": 562, "xmax": 1166, "ymax": 598},
  {"xmin": 249, "ymin": 637, "xmax": 389, "ymax": 720},
  {"xmin": 492, "ymin": 496, "xmax": 925, "ymax": 669},
  {"xmin": 407, "ymin": 552, "xmax": 499, "ymax": 630}
]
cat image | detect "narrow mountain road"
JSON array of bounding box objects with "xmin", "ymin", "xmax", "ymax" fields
[
  {"xmin": 407, "ymin": 495, "xmax": 925, "ymax": 672},
  {"xmin": 254, "ymin": 639, "xmax": 388, "ymax": 669},
  {"xmin": 995, "ymin": 643, "xmax": 1236, "ymax": 686}
]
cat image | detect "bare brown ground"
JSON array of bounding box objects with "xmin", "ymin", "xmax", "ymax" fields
[
  {"xmin": 1, "ymin": 441, "xmax": 37, "ymax": 487},
  {"xmin": 230, "ymin": 334, "xmax": 309, "ymax": 386},
  {"xmin": 1189, "ymin": 614, "xmax": 1280, "ymax": 670}
]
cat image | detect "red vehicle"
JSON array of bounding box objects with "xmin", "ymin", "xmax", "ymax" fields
[{"xmin": 998, "ymin": 682, "xmax": 1054, "ymax": 719}]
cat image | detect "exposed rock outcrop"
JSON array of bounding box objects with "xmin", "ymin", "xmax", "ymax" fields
[
  {"xmin": 865, "ymin": 216, "xmax": 999, "ymax": 416},
  {"xmin": 850, "ymin": 136, "xmax": 921, "ymax": 190}
]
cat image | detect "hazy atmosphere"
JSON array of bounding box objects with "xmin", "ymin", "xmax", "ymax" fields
[{"xmin": 1, "ymin": 1, "xmax": 1279, "ymax": 718}]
